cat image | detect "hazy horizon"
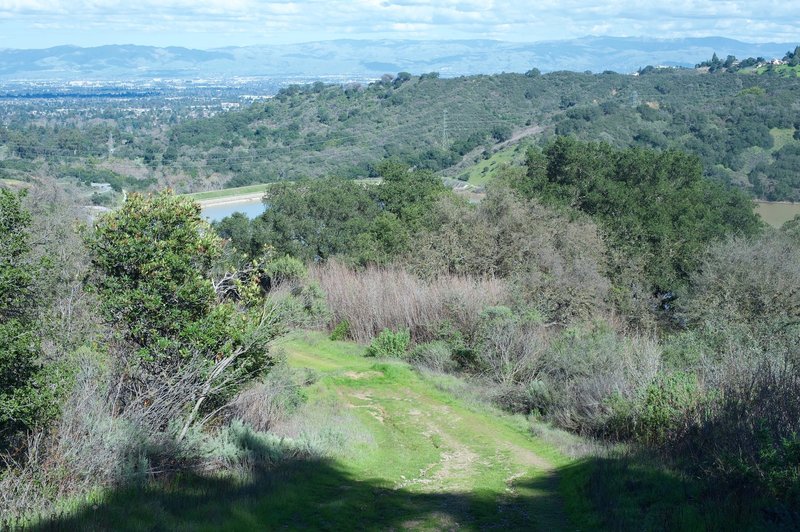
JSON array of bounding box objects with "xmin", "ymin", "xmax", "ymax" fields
[
  {"xmin": 0, "ymin": 34, "xmax": 797, "ymax": 53},
  {"xmin": 1, "ymin": 1, "xmax": 799, "ymax": 50}
]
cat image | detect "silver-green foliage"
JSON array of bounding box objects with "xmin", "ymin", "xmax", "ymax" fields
[{"xmin": 365, "ymin": 328, "xmax": 411, "ymax": 358}]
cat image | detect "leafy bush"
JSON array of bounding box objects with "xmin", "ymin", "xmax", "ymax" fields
[
  {"xmin": 86, "ymin": 191, "xmax": 228, "ymax": 363},
  {"xmin": 329, "ymin": 320, "xmax": 351, "ymax": 341},
  {"xmin": 365, "ymin": 328, "xmax": 410, "ymax": 358},
  {"xmin": 636, "ymin": 372, "xmax": 704, "ymax": 446},
  {"xmin": 660, "ymin": 331, "xmax": 709, "ymax": 370},
  {"xmin": 0, "ymin": 190, "xmax": 62, "ymax": 453},
  {"xmin": 86, "ymin": 191, "xmax": 286, "ymax": 444},
  {"xmin": 490, "ymin": 380, "xmax": 552, "ymax": 415},
  {"xmin": 263, "ymin": 255, "xmax": 307, "ymax": 289},
  {"xmin": 451, "ymin": 347, "xmax": 481, "ymax": 372},
  {"xmin": 408, "ymin": 341, "xmax": 456, "ymax": 372},
  {"xmin": 278, "ymin": 282, "xmax": 329, "ymax": 329},
  {"xmin": 538, "ymin": 323, "xmax": 661, "ymax": 436}
]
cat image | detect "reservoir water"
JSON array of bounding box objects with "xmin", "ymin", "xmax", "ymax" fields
[{"xmin": 201, "ymin": 198, "xmax": 266, "ymax": 222}]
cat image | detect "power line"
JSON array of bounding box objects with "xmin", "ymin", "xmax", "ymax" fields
[
  {"xmin": 442, "ymin": 109, "xmax": 448, "ymax": 151},
  {"xmin": 0, "ymin": 116, "xmax": 540, "ymax": 162},
  {"xmin": 0, "ymin": 106, "xmax": 549, "ymax": 183}
]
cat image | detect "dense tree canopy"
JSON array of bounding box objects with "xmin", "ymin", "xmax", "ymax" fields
[
  {"xmin": 517, "ymin": 137, "xmax": 762, "ymax": 293},
  {"xmin": 5, "ymin": 68, "xmax": 799, "ymax": 199},
  {"xmin": 257, "ymin": 177, "xmax": 380, "ymax": 262},
  {"xmin": 217, "ymin": 164, "xmax": 446, "ymax": 265}
]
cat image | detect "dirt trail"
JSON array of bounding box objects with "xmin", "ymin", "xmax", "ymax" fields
[
  {"xmin": 497, "ymin": 124, "xmax": 545, "ymax": 149},
  {"xmin": 277, "ymin": 333, "xmax": 570, "ymax": 529},
  {"xmin": 334, "ymin": 363, "xmax": 568, "ymax": 530},
  {"xmin": 442, "ymin": 123, "xmax": 547, "ymax": 178}
]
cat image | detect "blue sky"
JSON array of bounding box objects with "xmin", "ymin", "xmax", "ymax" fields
[{"xmin": 0, "ymin": 1, "xmax": 798, "ymax": 49}]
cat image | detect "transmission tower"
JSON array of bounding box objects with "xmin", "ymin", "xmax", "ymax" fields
[
  {"xmin": 107, "ymin": 132, "xmax": 115, "ymax": 158},
  {"xmin": 441, "ymin": 109, "xmax": 448, "ymax": 150}
]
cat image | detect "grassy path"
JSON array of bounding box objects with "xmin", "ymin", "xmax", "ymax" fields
[
  {"xmin": 276, "ymin": 332, "xmax": 571, "ymax": 530},
  {"xmin": 41, "ymin": 332, "xmax": 575, "ymax": 531}
]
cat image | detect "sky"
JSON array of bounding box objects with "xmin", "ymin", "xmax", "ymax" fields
[{"xmin": 0, "ymin": 0, "xmax": 798, "ymax": 49}]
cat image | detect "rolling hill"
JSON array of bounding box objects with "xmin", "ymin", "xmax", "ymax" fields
[{"xmin": 0, "ymin": 37, "xmax": 796, "ymax": 80}]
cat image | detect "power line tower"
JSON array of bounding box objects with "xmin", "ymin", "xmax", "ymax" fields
[
  {"xmin": 441, "ymin": 109, "xmax": 448, "ymax": 150},
  {"xmin": 107, "ymin": 132, "xmax": 115, "ymax": 159}
]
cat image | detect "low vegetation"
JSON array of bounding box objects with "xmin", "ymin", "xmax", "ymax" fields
[{"xmin": 1, "ymin": 122, "xmax": 798, "ymax": 530}]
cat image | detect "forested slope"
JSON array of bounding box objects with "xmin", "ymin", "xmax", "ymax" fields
[
  {"xmin": 2, "ymin": 68, "xmax": 799, "ymax": 200},
  {"xmin": 163, "ymin": 69, "xmax": 800, "ymax": 199}
]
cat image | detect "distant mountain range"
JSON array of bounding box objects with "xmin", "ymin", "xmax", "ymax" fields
[{"xmin": 0, "ymin": 37, "xmax": 796, "ymax": 81}]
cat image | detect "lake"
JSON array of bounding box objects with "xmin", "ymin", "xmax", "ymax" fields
[{"xmin": 201, "ymin": 198, "xmax": 266, "ymax": 222}]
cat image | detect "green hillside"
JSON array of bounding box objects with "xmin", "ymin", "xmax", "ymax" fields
[
  {"xmin": 3, "ymin": 68, "xmax": 799, "ymax": 200},
  {"xmin": 159, "ymin": 69, "xmax": 800, "ymax": 200},
  {"xmin": 753, "ymin": 64, "xmax": 800, "ymax": 77}
]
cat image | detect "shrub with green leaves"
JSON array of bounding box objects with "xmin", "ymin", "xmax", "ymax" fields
[
  {"xmin": 538, "ymin": 322, "xmax": 661, "ymax": 435},
  {"xmin": 491, "ymin": 380, "xmax": 552, "ymax": 415},
  {"xmin": 86, "ymin": 191, "xmax": 282, "ymax": 406},
  {"xmin": 329, "ymin": 320, "xmax": 351, "ymax": 341},
  {"xmin": 86, "ymin": 191, "xmax": 227, "ymax": 363},
  {"xmin": 270, "ymin": 282, "xmax": 329, "ymax": 329},
  {"xmin": 365, "ymin": 328, "xmax": 410, "ymax": 358},
  {"xmin": 408, "ymin": 341, "xmax": 456, "ymax": 372},
  {"xmin": 263, "ymin": 255, "xmax": 307, "ymax": 289},
  {"xmin": 0, "ymin": 190, "xmax": 61, "ymax": 452},
  {"xmin": 637, "ymin": 372, "xmax": 704, "ymax": 446}
]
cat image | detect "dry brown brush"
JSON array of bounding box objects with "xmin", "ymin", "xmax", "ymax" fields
[
  {"xmin": 313, "ymin": 260, "xmax": 508, "ymax": 343},
  {"xmin": 404, "ymin": 188, "xmax": 612, "ymax": 324}
]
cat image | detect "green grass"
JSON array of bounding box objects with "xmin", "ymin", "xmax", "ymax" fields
[
  {"xmin": 278, "ymin": 332, "xmax": 571, "ymax": 528},
  {"xmin": 461, "ymin": 143, "xmax": 528, "ymax": 186},
  {"xmin": 754, "ymin": 64, "xmax": 800, "ymax": 77},
  {"xmin": 770, "ymin": 127, "xmax": 797, "ymax": 153},
  {"xmin": 30, "ymin": 331, "xmax": 792, "ymax": 530},
  {"xmin": 183, "ymin": 184, "xmax": 271, "ymax": 201},
  {"xmin": 39, "ymin": 331, "xmax": 574, "ymax": 530}
]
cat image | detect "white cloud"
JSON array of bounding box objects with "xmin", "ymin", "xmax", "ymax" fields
[{"xmin": 0, "ymin": 0, "xmax": 798, "ymax": 48}]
